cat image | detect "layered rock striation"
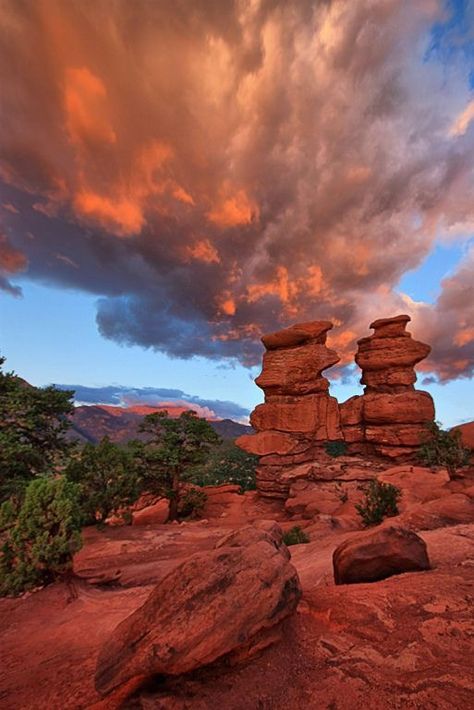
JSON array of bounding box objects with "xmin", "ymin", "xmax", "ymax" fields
[
  {"xmin": 238, "ymin": 315, "xmax": 436, "ymax": 499},
  {"xmin": 237, "ymin": 321, "xmax": 343, "ymax": 498},
  {"xmin": 340, "ymin": 315, "xmax": 435, "ymax": 458}
]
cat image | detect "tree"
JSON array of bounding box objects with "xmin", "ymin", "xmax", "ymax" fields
[
  {"xmin": 0, "ymin": 477, "xmax": 83, "ymax": 596},
  {"xmin": 138, "ymin": 410, "xmax": 221, "ymax": 521},
  {"xmin": 65, "ymin": 437, "xmax": 141, "ymax": 524},
  {"xmin": 190, "ymin": 440, "xmax": 258, "ymax": 491},
  {"xmin": 0, "ymin": 356, "xmax": 74, "ymax": 501},
  {"xmin": 418, "ymin": 421, "xmax": 470, "ymax": 479}
]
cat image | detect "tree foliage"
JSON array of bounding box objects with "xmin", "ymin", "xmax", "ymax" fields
[
  {"xmin": 0, "ymin": 477, "xmax": 83, "ymax": 596},
  {"xmin": 0, "ymin": 356, "xmax": 74, "ymax": 501},
  {"xmin": 65, "ymin": 437, "xmax": 141, "ymax": 524},
  {"xmin": 190, "ymin": 440, "xmax": 258, "ymax": 491},
  {"xmin": 137, "ymin": 410, "xmax": 221, "ymax": 521},
  {"xmin": 418, "ymin": 421, "xmax": 470, "ymax": 479}
]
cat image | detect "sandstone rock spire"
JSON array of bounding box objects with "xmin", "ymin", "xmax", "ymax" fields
[
  {"xmin": 236, "ymin": 321, "xmax": 343, "ymax": 498},
  {"xmin": 340, "ymin": 314, "xmax": 435, "ymax": 458}
]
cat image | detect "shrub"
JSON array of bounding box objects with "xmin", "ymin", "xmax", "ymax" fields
[
  {"xmin": 177, "ymin": 488, "xmax": 208, "ymax": 519},
  {"xmin": 325, "ymin": 440, "xmax": 347, "ymax": 458},
  {"xmin": 418, "ymin": 421, "xmax": 470, "ymax": 479},
  {"xmin": 190, "ymin": 441, "xmax": 258, "ymax": 491},
  {"xmin": 65, "ymin": 437, "xmax": 141, "ymax": 524},
  {"xmin": 282, "ymin": 526, "xmax": 310, "ymax": 546},
  {"xmin": 356, "ymin": 479, "xmax": 401, "ymax": 527},
  {"xmin": 0, "ymin": 477, "xmax": 83, "ymax": 596}
]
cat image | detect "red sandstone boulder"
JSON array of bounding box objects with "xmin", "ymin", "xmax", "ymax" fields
[
  {"xmin": 361, "ymin": 367, "xmax": 417, "ymax": 390},
  {"xmin": 333, "ymin": 526, "xmax": 430, "ymax": 584},
  {"xmin": 356, "ymin": 336, "xmax": 431, "ymax": 371},
  {"xmin": 256, "ymin": 342, "xmax": 339, "ymax": 396},
  {"xmin": 95, "ymin": 524, "xmax": 301, "ymax": 699},
  {"xmin": 339, "ymin": 395, "xmax": 363, "ymax": 426},
  {"xmin": 261, "ymin": 321, "xmax": 333, "ymax": 350},
  {"xmin": 369, "ymin": 314, "xmax": 411, "ymax": 337},
  {"xmin": 365, "ymin": 423, "xmax": 431, "ymax": 447},
  {"xmin": 451, "ymin": 421, "xmax": 474, "ymax": 451},
  {"xmin": 132, "ymin": 499, "xmax": 169, "ymax": 526},
  {"xmin": 235, "ymin": 430, "xmax": 305, "ymax": 456},
  {"xmin": 363, "ymin": 391, "xmax": 434, "ymax": 424},
  {"xmin": 399, "ymin": 494, "xmax": 474, "ymax": 531},
  {"xmin": 251, "ymin": 394, "xmax": 341, "ymax": 439}
]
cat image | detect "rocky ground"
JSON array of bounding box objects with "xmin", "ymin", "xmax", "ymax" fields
[{"xmin": 1, "ymin": 468, "xmax": 474, "ymax": 710}]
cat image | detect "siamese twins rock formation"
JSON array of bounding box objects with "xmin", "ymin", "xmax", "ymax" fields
[{"xmin": 237, "ymin": 315, "xmax": 435, "ymax": 499}]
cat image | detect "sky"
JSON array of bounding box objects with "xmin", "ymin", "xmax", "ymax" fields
[{"xmin": 0, "ymin": 0, "xmax": 473, "ymax": 426}]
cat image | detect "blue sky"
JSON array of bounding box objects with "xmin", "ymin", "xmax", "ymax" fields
[
  {"xmin": 1, "ymin": 237, "xmax": 472, "ymax": 426},
  {"xmin": 0, "ymin": 0, "xmax": 473, "ymax": 428}
]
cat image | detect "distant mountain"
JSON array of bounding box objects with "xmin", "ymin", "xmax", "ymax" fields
[{"xmin": 68, "ymin": 404, "xmax": 252, "ymax": 444}]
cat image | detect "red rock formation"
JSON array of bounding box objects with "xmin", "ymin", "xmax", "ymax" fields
[
  {"xmin": 237, "ymin": 321, "xmax": 342, "ymax": 498},
  {"xmin": 341, "ymin": 314, "xmax": 435, "ymax": 458},
  {"xmin": 95, "ymin": 523, "xmax": 301, "ymax": 703}
]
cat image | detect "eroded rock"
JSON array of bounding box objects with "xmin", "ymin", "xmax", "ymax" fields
[
  {"xmin": 333, "ymin": 525, "xmax": 430, "ymax": 584},
  {"xmin": 95, "ymin": 524, "xmax": 301, "ymax": 699}
]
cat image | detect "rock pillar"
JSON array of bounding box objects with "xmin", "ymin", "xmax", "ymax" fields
[
  {"xmin": 236, "ymin": 321, "xmax": 342, "ymax": 498},
  {"xmin": 340, "ymin": 315, "xmax": 435, "ymax": 458}
]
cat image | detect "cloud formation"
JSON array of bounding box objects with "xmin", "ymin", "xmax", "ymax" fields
[
  {"xmin": 55, "ymin": 383, "xmax": 250, "ymax": 422},
  {"xmin": 0, "ymin": 0, "xmax": 473, "ymax": 378}
]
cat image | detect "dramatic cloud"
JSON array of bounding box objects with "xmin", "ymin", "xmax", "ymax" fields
[
  {"xmin": 1, "ymin": 1, "xmax": 473, "ymax": 378},
  {"xmin": 55, "ymin": 383, "xmax": 250, "ymax": 422},
  {"xmin": 0, "ymin": 231, "xmax": 27, "ymax": 295}
]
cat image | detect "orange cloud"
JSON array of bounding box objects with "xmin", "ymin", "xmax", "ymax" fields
[
  {"xmin": 185, "ymin": 239, "xmax": 220, "ymax": 264},
  {"xmin": 216, "ymin": 291, "xmax": 236, "ymax": 315},
  {"xmin": 0, "ymin": 233, "xmax": 27, "ymax": 273},
  {"xmin": 454, "ymin": 328, "xmax": 474, "ymax": 347},
  {"xmin": 247, "ymin": 266, "xmax": 296, "ymax": 304},
  {"xmin": 64, "ymin": 67, "xmax": 116, "ymax": 147},
  {"xmin": 73, "ymin": 191, "xmax": 144, "ymax": 236},
  {"xmin": 207, "ymin": 184, "xmax": 259, "ymax": 228},
  {"xmin": 449, "ymin": 99, "xmax": 474, "ymax": 137}
]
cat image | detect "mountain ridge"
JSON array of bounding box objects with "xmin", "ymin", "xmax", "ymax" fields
[{"xmin": 68, "ymin": 404, "xmax": 252, "ymax": 444}]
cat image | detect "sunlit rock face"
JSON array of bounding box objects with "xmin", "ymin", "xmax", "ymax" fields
[
  {"xmin": 342, "ymin": 314, "xmax": 435, "ymax": 458},
  {"xmin": 238, "ymin": 315, "xmax": 435, "ymax": 498},
  {"xmin": 237, "ymin": 321, "xmax": 343, "ymax": 498}
]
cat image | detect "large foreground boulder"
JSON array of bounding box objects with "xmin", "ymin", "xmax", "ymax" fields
[
  {"xmin": 95, "ymin": 522, "xmax": 301, "ymax": 701},
  {"xmin": 333, "ymin": 526, "xmax": 430, "ymax": 585}
]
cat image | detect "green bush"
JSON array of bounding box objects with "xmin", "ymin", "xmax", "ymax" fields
[
  {"xmin": 190, "ymin": 441, "xmax": 258, "ymax": 491},
  {"xmin": 0, "ymin": 477, "xmax": 83, "ymax": 596},
  {"xmin": 418, "ymin": 421, "xmax": 470, "ymax": 479},
  {"xmin": 177, "ymin": 488, "xmax": 208, "ymax": 519},
  {"xmin": 65, "ymin": 437, "xmax": 141, "ymax": 524},
  {"xmin": 282, "ymin": 526, "xmax": 310, "ymax": 546},
  {"xmin": 324, "ymin": 440, "xmax": 347, "ymax": 458},
  {"xmin": 356, "ymin": 479, "xmax": 401, "ymax": 527}
]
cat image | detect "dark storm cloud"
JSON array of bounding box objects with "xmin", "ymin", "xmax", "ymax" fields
[{"xmin": 0, "ymin": 0, "xmax": 473, "ymax": 379}]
